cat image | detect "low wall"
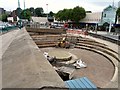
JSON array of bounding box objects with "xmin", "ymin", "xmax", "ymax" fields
[
  {"xmin": 88, "ymin": 32, "xmax": 120, "ymax": 45},
  {"xmin": 26, "ymin": 27, "xmax": 66, "ymax": 34}
]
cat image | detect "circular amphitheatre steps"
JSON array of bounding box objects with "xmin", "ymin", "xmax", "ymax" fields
[{"xmin": 30, "ymin": 34, "xmax": 119, "ymax": 88}]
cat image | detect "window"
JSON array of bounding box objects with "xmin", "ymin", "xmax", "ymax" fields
[{"xmin": 104, "ymin": 14, "xmax": 106, "ymax": 17}]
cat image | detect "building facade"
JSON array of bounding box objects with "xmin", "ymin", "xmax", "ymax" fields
[
  {"xmin": 80, "ymin": 12, "xmax": 102, "ymax": 24},
  {"xmin": 100, "ymin": 5, "xmax": 117, "ymax": 25},
  {"xmin": 118, "ymin": 1, "xmax": 120, "ymax": 7},
  {"xmin": 79, "ymin": 12, "xmax": 102, "ymax": 30},
  {"xmin": 0, "ymin": 8, "xmax": 5, "ymax": 15},
  {"xmin": 118, "ymin": 1, "xmax": 120, "ymax": 24}
]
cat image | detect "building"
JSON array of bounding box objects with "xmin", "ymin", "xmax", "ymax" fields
[
  {"xmin": 118, "ymin": 1, "xmax": 120, "ymax": 24},
  {"xmin": 80, "ymin": 12, "xmax": 102, "ymax": 24},
  {"xmin": 0, "ymin": 8, "xmax": 5, "ymax": 15},
  {"xmin": 118, "ymin": 1, "xmax": 120, "ymax": 7},
  {"xmin": 100, "ymin": 5, "xmax": 117, "ymax": 25},
  {"xmin": 32, "ymin": 17, "xmax": 48, "ymax": 23},
  {"xmin": 7, "ymin": 17, "xmax": 19, "ymax": 23},
  {"xmin": 79, "ymin": 12, "xmax": 102, "ymax": 30}
]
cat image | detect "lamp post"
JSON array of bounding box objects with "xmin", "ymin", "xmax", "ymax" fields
[
  {"xmin": 95, "ymin": 23, "xmax": 98, "ymax": 34},
  {"xmin": 109, "ymin": 21, "xmax": 112, "ymax": 33},
  {"xmin": 46, "ymin": 4, "xmax": 49, "ymax": 27},
  {"xmin": 46, "ymin": 4, "xmax": 48, "ymax": 17}
]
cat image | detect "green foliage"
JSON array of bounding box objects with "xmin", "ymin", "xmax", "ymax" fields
[
  {"xmin": 117, "ymin": 7, "xmax": 120, "ymax": 17},
  {"xmin": 72, "ymin": 6, "xmax": 86, "ymax": 22},
  {"xmin": 29, "ymin": 7, "xmax": 35, "ymax": 16},
  {"xmin": 16, "ymin": 8, "xmax": 22, "ymax": 18},
  {"xmin": 35, "ymin": 7, "xmax": 44, "ymax": 17},
  {"xmin": 20, "ymin": 9, "xmax": 31, "ymax": 21},
  {"xmin": 0, "ymin": 15, "xmax": 2, "ymax": 21},
  {"xmin": 48, "ymin": 11, "xmax": 54, "ymax": 17},
  {"xmin": 48, "ymin": 11, "xmax": 54, "ymax": 22},
  {"xmin": 55, "ymin": 6, "xmax": 86, "ymax": 22},
  {"xmin": 0, "ymin": 14, "xmax": 8, "ymax": 22},
  {"xmin": 55, "ymin": 10, "xmax": 63, "ymax": 21}
]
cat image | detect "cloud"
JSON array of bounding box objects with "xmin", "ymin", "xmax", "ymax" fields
[{"xmin": 1, "ymin": 0, "xmax": 120, "ymax": 13}]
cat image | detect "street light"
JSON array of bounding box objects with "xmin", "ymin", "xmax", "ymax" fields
[
  {"xmin": 108, "ymin": 19, "xmax": 114, "ymax": 33},
  {"xmin": 46, "ymin": 4, "xmax": 48, "ymax": 17}
]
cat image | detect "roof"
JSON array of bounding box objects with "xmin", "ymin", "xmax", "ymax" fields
[
  {"xmin": 103, "ymin": 5, "xmax": 117, "ymax": 11},
  {"xmin": 65, "ymin": 77, "xmax": 97, "ymax": 89},
  {"xmin": 80, "ymin": 12, "xmax": 102, "ymax": 23}
]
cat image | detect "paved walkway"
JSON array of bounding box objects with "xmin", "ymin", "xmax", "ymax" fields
[{"xmin": 89, "ymin": 31, "xmax": 119, "ymax": 41}]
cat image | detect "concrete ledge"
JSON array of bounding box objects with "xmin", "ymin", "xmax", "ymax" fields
[
  {"xmin": 26, "ymin": 27, "xmax": 66, "ymax": 34},
  {"xmin": 2, "ymin": 28, "xmax": 65, "ymax": 88},
  {"xmin": 88, "ymin": 32, "xmax": 120, "ymax": 45},
  {"xmin": 48, "ymin": 50, "xmax": 72, "ymax": 61}
]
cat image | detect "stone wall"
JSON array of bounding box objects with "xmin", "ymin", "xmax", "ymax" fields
[{"xmin": 26, "ymin": 27, "xmax": 66, "ymax": 34}]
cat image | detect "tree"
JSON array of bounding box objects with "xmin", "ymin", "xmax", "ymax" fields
[
  {"xmin": 20, "ymin": 9, "xmax": 31, "ymax": 21},
  {"xmin": 72, "ymin": 6, "xmax": 86, "ymax": 22},
  {"xmin": 47, "ymin": 11, "xmax": 54, "ymax": 22},
  {"xmin": 0, "ymin": 14, "xmax": 8, "ymax": 22},
  {"xmin": 35, "ymin": 7, "xmax": 44, "ymax": 17},
  {"xmin": 117, "ymin": 7, "xmax": 120, "ymax": 17},
  {"xmin": 55, "ymin": 6, "xmax": 86, "ymax": 22},
  {"xmin": 55, "ymin": 10, "xmax": 63, "ymax": 21},
  {"xmin": 48, "ymin": 11, "xmax": 54, "ymax": 17},
  {"xmin": 29, "ymin": 7, "xmax": 35, "ymax": 16},
  {"xmin": 62, "ymin": 9, "xmax": 73, "ymax": 21},
  {"xmin": 16, "ymin": 8, "xmax": 22, "ymax": 18}
]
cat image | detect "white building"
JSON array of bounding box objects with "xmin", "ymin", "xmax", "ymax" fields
[
  {"xmin": 118, "ymin": 1, "xmax": 120, "ymax": 7},
  {"xmin": 100, "ymin": 5, "xmax": 117, "ymax": 25},
  {"xmin": 118, "ymin": 1, "xmax": 120, "ymax": 24},
  {"xmin": 31, "ymin": 17, "xmax": 48, "ymax": 24},
  {"xmin": 0, "ymin": 8, "xmax": 5, "ymax": 15},
  {"xmin": 7, "ymin": 17, "xmax": 19, "ymax": 22}
]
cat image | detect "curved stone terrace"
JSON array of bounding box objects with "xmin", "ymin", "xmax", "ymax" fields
[
  {"xmin": 1, "ymin": 28, "xmax": 119, "ymax": 89},
  {"xmin": 30, "ymin": 29, "xmax": 119, "ymax": 89}
]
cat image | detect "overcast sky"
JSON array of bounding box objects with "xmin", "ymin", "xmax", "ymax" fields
[{"xmin": 0, "ymin": 0, "xmax": 120, "ymax": 13}]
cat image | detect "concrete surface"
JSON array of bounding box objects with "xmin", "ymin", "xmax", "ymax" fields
[
  {"xmin": 48, "ymin": 50, "xmax": 72, "ymax": 61},
  {"xmin": 77, "ymin": 33, "xmax": 119, "ymax": 89},
  {"xmin": 0, "ymin": 34, "xmax": 2, "ymax": 90},
  {"xmin": 89, "ymin": 31, "xmax": 119, "ymax": 40},
  {"xmin": 0, "ymin": 29, "xmax": 19, "ymax": 90},
  {"xmin": 2, "ymin": 28, "xmax": 65, "ymax": 88},
  {"xmin": 40, "ymin": 47, "xmax": 115, "ymax": 88}
]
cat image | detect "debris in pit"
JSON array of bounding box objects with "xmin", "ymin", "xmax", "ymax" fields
[{"xmin": 73, "ymin": 59, "xmax": 87, "ymax": 69}]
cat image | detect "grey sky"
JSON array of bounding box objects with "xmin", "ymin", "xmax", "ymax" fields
[{"xmin": 0, "ymin": 0, "xmax": 120, "ymax": 13}]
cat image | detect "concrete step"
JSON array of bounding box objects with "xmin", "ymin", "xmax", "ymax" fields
[
  {"xmin": 75, "ymin": 43, "xmax": 119, "ymax": 62},
  {"xmin": 75, "ymin": 45, "xmax": 118, "ymax": 88},
  {"xmin": 77, "ymin": 41, "xmax": 118, "ymax": 54}
]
